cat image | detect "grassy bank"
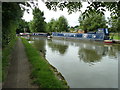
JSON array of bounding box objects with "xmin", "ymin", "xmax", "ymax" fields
[
  {"xmin": 2, "ymin": 38, "xmax": 17, "ymax": 81},
  {"xmin": 22, "ymin": 38, "xmax": 68, "ymax": 88},
  {"xmin": 110, "ymin": 33, "xmax": 120, "ymax": 40}
]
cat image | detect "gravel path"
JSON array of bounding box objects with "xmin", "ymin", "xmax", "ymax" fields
[{"xmin": 3, "ymin": 38, "xmax": 37, "ymax": 88}]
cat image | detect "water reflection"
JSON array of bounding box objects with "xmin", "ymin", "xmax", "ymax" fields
[
  {"xmin": 47, "ymin": 40, "xmax": 68, "ymax": 55},
  {"xmin": 31, "ymin": 37, "xmax": 46, "ymax": 57},
  {"xmin": 102, "ymin": 45, "xmax": 118, "ymax": 58},
  {"xmin": 78, "ymin": 44, "xmax": 118, "ymax": 64},
  {"xmin": 78, "ymin": 48, "xmax": 102, "ymax": 64}
]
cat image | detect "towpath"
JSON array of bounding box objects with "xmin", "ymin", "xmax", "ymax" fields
[{"xmin": 3, "ymin": 38, "xmax": 37, "ymax": 88}]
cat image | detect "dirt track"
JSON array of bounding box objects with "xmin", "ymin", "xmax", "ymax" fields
[{"xmin": 3, "ymin": 38, "xmax": 37, "ymax": 88}]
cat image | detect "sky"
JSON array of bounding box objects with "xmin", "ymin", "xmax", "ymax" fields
[{"xmin": 22, "ymin": 1, "xmax": 111, "ymax": 27}]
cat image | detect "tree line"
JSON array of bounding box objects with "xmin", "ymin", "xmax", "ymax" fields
[
  {"xmin": 2, "ymin": 2, "xmax": 119, "ymax": 47},
  {"xmin": 17, "ymin": 7, "xmax": 119, "ymax": 34}
]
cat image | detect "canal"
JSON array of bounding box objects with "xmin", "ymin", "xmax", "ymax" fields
[{"xmin": 29, "ymin": 36, "xmax": 119, "ymax": 88}]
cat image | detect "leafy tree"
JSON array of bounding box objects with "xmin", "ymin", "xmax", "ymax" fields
[
  {"xmin": 30, "ymin": 7, "xmax": 46, "ymax": 32},
  {"xmin": 108, "ymin": 16, "xmax": 120, "ymax": 33},
  {"xmin": 57, "ymin": 16, "xmax": 68, "ymax": 32},
  {"xmin": 47, "ymin": 18, "xmax": 56, "ymax": 32},
  {"xmin": 47, "ymin": 16, "xmax": 68, "ymax": 32},
  {"xmin": 2, "ymin": 2, "xmax": 23, "ymax": 47},
  {"xmin": 29, "ymin": 20, "xmax": 35, "ymax": 33},
  {"xmin": 78, "ymin": 12, "xmax": 107, "ymax": 32},
  {"xmin": 16, "ymin": 19, "xmax": 30, "ymax": 34},
  {"xmin": 52, "ymin": 20, "xmax": 59, "ymax": 32}
]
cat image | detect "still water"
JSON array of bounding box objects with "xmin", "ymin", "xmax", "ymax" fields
[{"xmin": 30, "ymin": 36, "xmax": 119, "ymax": 88}]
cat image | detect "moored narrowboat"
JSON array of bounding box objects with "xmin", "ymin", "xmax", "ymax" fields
[{"xmin": 52, "ymin": 28, "xmax": 110, "ymax": 41}]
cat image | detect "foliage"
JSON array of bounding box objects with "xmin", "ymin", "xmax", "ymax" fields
[
  {"xmin": 45, "ymin": 2, "xmax": 120, "ymax": 18},
  {"xmin": 16, "ymin": 19, "xmax": 30, "ymax": 34},
  {"xmin": 51, "ymin": 19, "xmax": 59, "ymax": 32},
  {"xmin": 108, "ymin": 16, "xmax": 120, "ymax": 33},
  {"xmin": 47, "ymin": 18, "xmax": 56, "ymax": 32},
  {"xmin": 58, "ymin": 16, "xmax": 68, "ymax": 32},
  {"xmin": 110, "ymin": 33, "xmax": 120, "ymax": 40},
  {"xmin": 29, "ymin": 20, "xmax": 34, "ymax": 33},
  {"xmin": 47, "ymin": 16, "xmax": 68, "ymax": 32},
  {"xmin": 22, "ymin": 38, "xmax": 68, "ymax": 88},
  {"xmin": 45, "ymin": 2, "xmax": 82, "ymax": 14},
  {"xmin": 78, "ymin": 11, "xmax": 107, "ymax": 32},
  {"xmin": 82, "ymin": 2, "xmax": 120, "ymax": 19},
  {"xmin": 2, "ymin": 2, "xmax": 23, "ymax": 47},
  {"xmin": 29, "ymin": 7, "xmax": 46, "ymax": 32}
]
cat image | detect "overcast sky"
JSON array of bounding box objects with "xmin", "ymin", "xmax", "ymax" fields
[{"xmin": 22, "ymin": 1, "xmax": 111, "ymax": 27}]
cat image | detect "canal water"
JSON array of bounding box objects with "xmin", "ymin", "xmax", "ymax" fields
[{"xmin": 29, "ymin": 36, "xmax": 119, "ymax": 88}]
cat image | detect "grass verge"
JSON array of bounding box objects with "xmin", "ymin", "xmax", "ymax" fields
[
  {"xmin": 110, "ymin": 33, "xmax": 120, "ymax": 40},
  {"xmin": 21, "ymin": 38, "xmax": 68, "ymax": 88},
  {"xmin": 2, "ymin": 37, "xmax": 17, "ymax": 82}
]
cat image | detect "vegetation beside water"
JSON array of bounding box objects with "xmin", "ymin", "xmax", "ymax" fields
[
  {"xmin": 22, "ymin": 38, "xmax": 68, "ymax": 88},
  {"xmin": 2, "ymin": 38, "xmax": 17, "ymax": 81},
  {"xmin": 110, "ymin": 33, "xmax": 120, "ymax": 40},
  {"xmin": 113, "ymin": 35, "xmax": 120, "ymax": 40}
]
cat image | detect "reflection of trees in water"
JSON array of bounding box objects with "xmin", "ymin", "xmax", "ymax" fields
[
  {"xmin": 103, "ymin": 45, "xmax": 119, "ymax": 58},
  {"xmin": 33, "ymin": 39, "xmax": 46, "ymax": 57},
  {"xmin": 109, "ymin": 45, "xmax": 120, "ymax": 58},
  {"xmin": 48, "ymin": 40, "xmax": 68, "ymax": 55},
  {"xmin": 78, "ymin": 48, "xmax": 102, "ymax": 63},
  {"xmin": 107, "ymin": 47, "xmax": 116, "ymax": 57},
  {"xmin": 78, "ymin": 44, "xmax": 119, "ymax": 64}
]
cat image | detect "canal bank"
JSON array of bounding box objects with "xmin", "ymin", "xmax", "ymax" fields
[
  {"xmin": 22, "ymin": 38, "xmax": 69, "ymax": 88},
  {"xmin": 30, "ymin": 36, "xmax": 118, "ymax": 88}
]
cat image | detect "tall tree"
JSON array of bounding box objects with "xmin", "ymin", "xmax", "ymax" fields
[
  {"xmin": 2, "ymin": 2, "xmax": 23, "ymax": 47},
  {"xmin": 47, "ymin": 16, "xmax": 68, "ymax": 32},
  {"xmin": 57, "ymin": 16, "xmax": 68, "ymax": 32},
  {"xmin": 78, "ymin": 12, "xmax": 107, "ymax": 32},
  {"xmin": 47, "ymin": 18, "xmax": 56, "ymax": 32},
  {"xmin": 30, "ymin": 7, "xmax": 46, "ymax": 32}
]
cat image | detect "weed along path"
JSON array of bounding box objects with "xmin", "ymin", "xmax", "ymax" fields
[{"xmin": 3, "ymin": 38, "xmax": 37, "ymax": 88}]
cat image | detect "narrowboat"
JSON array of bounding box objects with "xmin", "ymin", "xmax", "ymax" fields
[{"xmin": 52, "ymin": 28, "xmax": 110, "ymax": 41}]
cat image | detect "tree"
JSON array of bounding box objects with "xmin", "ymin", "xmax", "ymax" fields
[
  {"xmin": 47, "ymin": 16, "xmax": 68, "ymax": 32},
  {"xmin": 108, "ymin": 16, "xmax": 120, "ymax": 33},
  {"xmin": 57, "ymin": 16, "xmax": 68, "ymax": 32},
  {"xmin": 52, "ymin": 20, "xmax": 59, "ymax": 32},
  {"xmin": 16, "ymin": 19, "xmax": 30, "ymax": 34},
  {"xmin": 2, "ymin": 2, "xmax": 23, "ymax": 47},
  {"xmin": 46, "ymin": 18, "xmax": 56, "ymax": 32},
  {"xmin": 78, "ymin": 11, "xmax": 107, "ymax": 32},
  {"xmin": 29, "ymin": 7, "xmax": 46, "ymax": 32}
]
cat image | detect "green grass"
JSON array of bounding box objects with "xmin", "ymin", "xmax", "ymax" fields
[
  {"xmin": 2, "ymin": 37, "xmax": 17, "ymax": 82},
  {"xmin": 113, "ymin": 35, "xmax": 120, "ymax": 40},
  {"xmin": 110, "ymin": 33, "xmax": 120, "ymax": 40},
  {"xmin": 22, "ymin": 38, "xmax": 68, "ymax": 88}
]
